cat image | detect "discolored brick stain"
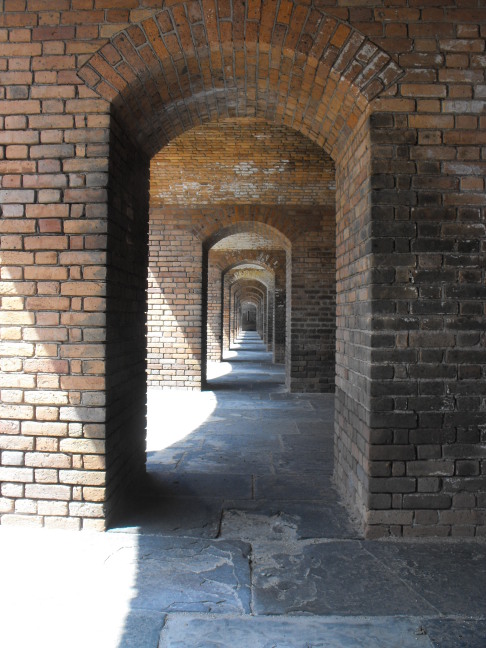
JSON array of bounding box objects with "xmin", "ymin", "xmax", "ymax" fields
[
  {"xmin": 0, "ymin": 0, "xmax": 484, "ymax": 538},
  {"xmin": 151, "ymin": 119, "xmax": 335, "ymax": 206}
]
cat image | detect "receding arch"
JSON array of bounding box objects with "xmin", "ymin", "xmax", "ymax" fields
[
  {"xmin": 204, "ymin": 223, "xmax": 288, "ymax": 371},
  {"xmin": 204, "ymin": 221, "xmax": 291, "ymax": 253}
]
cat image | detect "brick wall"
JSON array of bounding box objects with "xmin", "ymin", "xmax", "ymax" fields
[
  {"xmin": 334, "ymin": 110, "xmax": 375, "ymax": 530},
  {"xmin": 105, "ymin": 119, "xmax": 149, "ymax": 523},
  {"xmin": 151, "ymin": 119, "xmax": 335, "ymax": 206},
  {"xmin": 147, "ymin": 212, "xmax": 202, "ymax": 389},
  {"xmin": 206, "ymin": 257, "xmax": 222, "ymax": 361},
  {"xmin": 0, "ymin": 0, "xmax": 484, "ymax": 537}
]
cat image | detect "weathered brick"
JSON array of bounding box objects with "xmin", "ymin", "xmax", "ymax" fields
[
  {"xmin": 25, "ymin": 484, "xmax": 71, "ymax": 501},
  {"xmin": 0, "ymin": 0, "xmax": 484, "ymax": 541}
]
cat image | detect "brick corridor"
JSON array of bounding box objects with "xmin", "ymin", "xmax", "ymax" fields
[{"xmin": 1, "ymin": 0, "xmax": 485, "ymax": 537}]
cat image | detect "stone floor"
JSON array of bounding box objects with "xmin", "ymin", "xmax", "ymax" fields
[{"xmin": 1, "ymin": 331, "xmax": 485, "ymax": 647}]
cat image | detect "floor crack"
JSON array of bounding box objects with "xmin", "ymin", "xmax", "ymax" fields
[
  {"xmin": 215, "ymin": 508, "xmax": 224, "ymax": 539},
  {"xmin": 248, "ymin": 543, "xmax": 255, "ymax": 615}
]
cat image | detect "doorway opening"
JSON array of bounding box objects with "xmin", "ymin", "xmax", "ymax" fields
[{"xmin": 76, "ymin": 6, "xmax": 404, "ymax": 534}]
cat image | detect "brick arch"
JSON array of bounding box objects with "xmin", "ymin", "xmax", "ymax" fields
[
  {"xmin": 204, "ymin": 221, "xmax": 291, "ymax": 252},
  {"xmin": 194, "ymin": 206, "xmax": 322, "ymax": 246},
  {"xmin": 232, "ymin": 277, "xmax": 272, "ymax": 337},
  {"xmin": 228, "ymin": 270, "xmax": 274, "ymax": 293},
  {"xmin": 76, "ymin": 1, "xmax": 407, "ymax": 535},
  {"xmin": 234, "ymin": 281, "xmax": 266, "ymax": 299},
  {"xmin": 225, "ymin": 261, "xmax": 276, "ymax": 287},
  {"xmin": 78, "ymin": 1, "xmax": 403, "ymax": 159},
  {"xmin": 233, "ymin": 280, "xmax": 267, "ymax": 308}
]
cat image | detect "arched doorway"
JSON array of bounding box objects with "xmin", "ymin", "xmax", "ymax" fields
[{"xmin": 74, "ymin": 3, "xmax": 403, "ymax": 534}]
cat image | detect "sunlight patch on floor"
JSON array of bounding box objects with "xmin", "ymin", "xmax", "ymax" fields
[
  {"xmin": 146, "ymin": 389, "xmax": 217, "ymax": 451},
  {"xmin": 206, "ymin": 360, "xmax": 234, "ymax": 379}
]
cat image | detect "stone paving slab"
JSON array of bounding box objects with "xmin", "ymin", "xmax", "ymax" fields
[
  {"xmin": 0, "ymin": 528, "xmax": 252, "ymax": 619},
  {"xmin": 194, "ymin": 419, "xmax": 300, "ymax": 435},
  {"xmin": 272, "ymin": 450, "xmax": 333, "ymax": 474},
  {"xmin": 145, "ymin": 469, "xmax": 253, "ymax": 499},
  {"xmin": 209, "ymin": 398, "xmax": 317, "ymax": 412},
  {"xmin": 252, "ymin": 539, "xmax": 439, "ymax": 616},
  {"xmin": 158, "ymin": 614, "xmax": 434, "ymax": 647},
  {"xmin": 236, "ymin": 408, "xmax": 332, "ymax": 420},
  {"xmin": 177, "ymin": 448, "xmax": 275, "ymax": 474},
  {"xmin": 111, "ymin": 496, "xmax": 224, "ymax": 537},
  {"xmin": 422, "ymin": 618, "xmax": 486, "ymax": 648},
  {"xmin": 364, "ymin": 540, "xmax": 486, "ymax": 617},
  {"xmin": 254, "ymin": 474, "xmax": 335, "ymax": 500},
  {"xmin": 0, "ymin": 606, "xmax": 166, "ymax": 648},
  {"xmin": 220, "ymin": 501, "xmax": 359, "ymax": 541},
  {"xmin": 110, "ymin": 536, "xmax": 251, "ymax": 614}
]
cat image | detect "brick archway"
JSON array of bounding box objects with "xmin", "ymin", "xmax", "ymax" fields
[
  {"xmin": 226, "ymin": 268, "xmax": 274, "ymax": 354},
  {"xmin": 232, "ymin": 279, "xmax": 267, "ymax": 337},
  {"xmin": 1, "ymin": 0, "xmax": 484, "ymax": 539},
  {"xmin": 78, "ymin": 2, "xmax": 402, "ymax": 159},
  {"xmin": 203, "ymin": 222, "xmax": 288, "ymax": 377},
  {"xmin": 77, "ymin": 4, "xmax": 403, "ymax": 532}
]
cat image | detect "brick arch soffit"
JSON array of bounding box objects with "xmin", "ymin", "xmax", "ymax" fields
[
  {"xmin": 77, "ymin": 1, "xmax": 404, "ymax": 161},
  {"xmin": 221, "ymin": 252, "xmax": 275, "ymax": 276},
  {"xmin": 233, "ymin": 278, "xmax": 267, "ymax": 296},
  {"xmin": 226, "ymin": 265, "xmax": 275, "ymax": 289},
  {"xmin": 203, "ymin": 221, "xmax": 290, "ymax": 252}
]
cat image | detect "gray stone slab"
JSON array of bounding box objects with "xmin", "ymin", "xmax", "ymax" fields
[
  {"xmin": 201, "ymin": 433, "xmax": 283, "ymax": 450},
  {"xmin": 147, "ymin": 447, "xmax": 187, "ymax": 468},
  {"xmin": 116, "ymin": 610, "xmax": 167, "ymax": 648},
  {"xmin": 252, "ymin": 540, "xmax": 438, "ymax": 615},
  {"xmin": 177, "ymin": 451, "xmax": 274, "ymax": 474},
  {"xmin": 365, "ymin": 540, "xmax": 486, "ymax": 616},
  {"xmin": 111, "ymin": 496, "xmax": 223, "ymax": 537},
  {"xmin": 195, "ymin": 419, "xmax": 299, "ymax": 435},
  {"xmin": 272, "ymin": 450, "xmax": 333, "ymax": 475},
  {"xmin": 0, "ymin": 608, "xmax": 166, "ymax": 648},
  {"xmin": 220, "ymin": 500, "xmax": 358, "ymax": 542},
  {"xmin": 159, "ymin": 614, "xmax": 434, "ymax": 648},
  {"xmin": 211, "ymin": 399, "xmax": 315, "ymax": 412},
  {"xmin": 145, "ymin": 470, "xmax": 253, "ymax": 499},
  {"xmin": 422, "ymin": 618, "xmax": 486, "ymax": 648},
  {"xmin": 254, "ymin": 474, "xmax": 335, "ymax": 500},
  {"xmin": 105, "ymin": 536, "xmax": 251, "ymax": 614},
  {"xmin": 243, "ymin": 408, "xmax": 330, "ymax": 421},
  {"xmin": 295, "ymin": 420, "xmax": 334, "ymax": 435}
]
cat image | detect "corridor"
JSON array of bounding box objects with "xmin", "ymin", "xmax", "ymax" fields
[{"xmin": 136, "ymin": 330, "xmax": 349, "ymax": 538}]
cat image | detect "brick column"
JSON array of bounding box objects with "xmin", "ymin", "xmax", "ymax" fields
[
  {"xmin": 288, "ymin": 208, "xmax": 336, "ymax": 392},
  {"xmin": 333, "ymin": 115, "xmax": 375, "ymax": 535},
  {"xmin": 206, "ymin": 258, "xmax": 222, "ymax": 362},
  {"xmin": 273, "ymin": 267, "xmax": 286, "ymax": 364},
  {"xmin": 266, "ymin": 289, "xmax": 274, "ymax": 352},
  {"xmin": 222, "ymin": 274, "xmax": 231, "ymax": 354}
]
